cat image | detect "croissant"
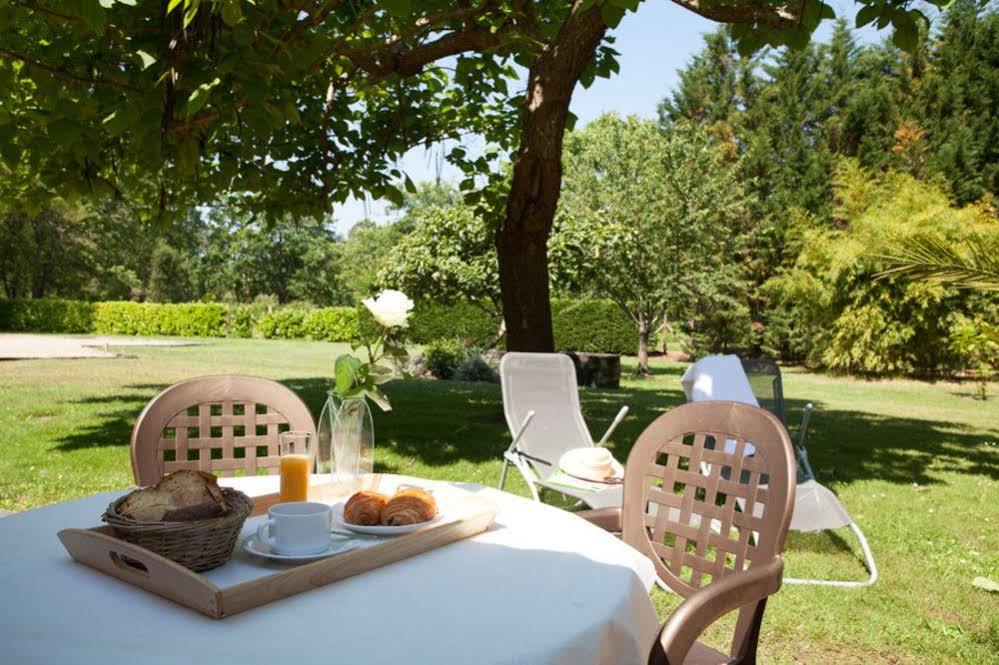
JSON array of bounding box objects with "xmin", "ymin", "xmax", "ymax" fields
[
  {"xmin": 380, "ymin": 488, "xmax": 437, "ymax": 526},
  {"xmin": 343, "ymin": 491, "xmax": 389, "ymax": 525}
]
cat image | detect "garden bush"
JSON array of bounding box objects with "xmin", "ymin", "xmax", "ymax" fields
[
  {"xmin": 303, "ymin": 307, "xmax": 359, "ymax": 343},
  {"xmin": 0, "ymin": 297, "xmax": 639, "ymax": 357},
  {"xmin": 453, "ymin": 352, "xmax": 498, "ymax": 383},
  {"xmin": 0, "ymin": 298, "xmax": 94, "ymax": 333},
  {"xmin": 92, "ymin": 302, "xmax": 229, "ymax": 337},
  {"xmin": 406, "ymin": 301, "xmax": 499, "ymax": 346},
  {"xmin": 425, "ymin": 338, "xmax": 467, "ymax": 380},
  {"xmin": 254, "ymin": 308, "xmax": 308, "ymax": 339},
  {"xmin": 552, "ymin": 299, "xmax": 634, "ymax": 355}
]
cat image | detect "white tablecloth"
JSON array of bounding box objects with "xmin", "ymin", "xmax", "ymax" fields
[{"xmin": 0, "ymin": 478, "xmax": 659, "ymax": 665}]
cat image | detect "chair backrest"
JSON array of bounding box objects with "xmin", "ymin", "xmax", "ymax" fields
[
  {"xmin": 499, "ymin": 352, "xmax": 593, "ymax": 478},
  {"xmin": 739, "ymin": 358, "xmax": 786, "ymax": 425},
  {"xmin": 131, "ymin": 375, "xmax": 317, "ymax": 486},
  {"xmin": 622, "ymin": 401, "xmax": 795, "ymax": 597},
  {"xmin": 681, "ymin": 355, "xmax": 760, "ymax": 407}
]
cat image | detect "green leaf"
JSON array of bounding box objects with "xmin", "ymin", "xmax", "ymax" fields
[
  {"xmin": 135, "ymin": 50, "xmax": 156, "ymax": 71},
  {"xmin": 379, "ymin": 0, "xmax": 411, "ymax": 18},
  {"xmin": 334, "ymin": 354, "xmax": 361, "ymax": 394},
  {"xmin": 891, "ymin": 18, "xmax": 918, "ymax": 53},
  {"xmin": 855, "ymin": 5, "xmax": 879, "ymax": 28},
  {"xmin": 102, "ymin": 105, "xmax": 137, "ymax": 137},
  {"xmin": 166, "ymin": 0, "xmax": 183, "ymax": 13},
  {"xmin": 98, "ymin": 0, "xmax": 114, "ymax": 8},
  {"xmin": 600, "ymin": 4, "xmax": 626, "ymax": 29},
  {"xmin": 221, "ymin": 1, "xmax": 241, "ymax": 25},
  {"xmin": 364, "ymin": 387, "xmax": 392, "ymax": 412},
  {"xmin": 565, "ymin": 111, "xmax": 578, "ymax": 132},
  {"xmin": 186, "ymin": 77, "xmax": 220, "ymax": 117}
]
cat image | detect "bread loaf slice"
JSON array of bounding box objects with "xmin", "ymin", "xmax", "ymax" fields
[
  {"xmin": 119, "ymin": 470, "xmax": 227, "ymax": 522},
  {"xmin": 118, "ymin": 489, "xmax": 176, "ymax": 522}
]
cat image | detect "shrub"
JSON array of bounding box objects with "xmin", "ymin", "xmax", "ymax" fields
[
  {"xmin": 254, "ymin": 309, "xmax": 308, "ymax": 339},
  {"xmin": 949, "ymin": 314, "xmax": 999, "ymax": 400},
  {"xmin": 406, "ymin": 301, "xmax": 499, "ymax": 346},
  {"xmin": 425, "ymin": 338, "xmax": 467, "ymax": 379},
  {"xmin": 303, "ymin": 307, "xmax": 359, "ymax": 342},
  {"xmin": 453, "ymin": 352, "xmax": 498, "ymax": 383},
  {"xmin": 227, "ymin": 305, "xmax": 257, "ymax": 338},
  {"xmin": 551, "ymin": 299, "xmax": 634, "ymax": 355},
  {"xmin": 0, "ymin": 299, "xmax": 94, "ymax": 333},
  {"xmin": 92, "ymin": 301, "xmax": 228, "ymax": 337}
]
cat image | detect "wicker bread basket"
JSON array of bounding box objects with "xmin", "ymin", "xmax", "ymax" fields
[{"xmin": 102, "ymin": 488, "xmax": 253, "ymax": 572}]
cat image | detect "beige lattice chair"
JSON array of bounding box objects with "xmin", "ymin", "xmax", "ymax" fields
[
  {"xmin": 131, "ymin": 375, "xmax": 317, "ymax": 486},
  {"xmin": 580, "ymin": 401, "xmax": 796, "ymax": 665}
]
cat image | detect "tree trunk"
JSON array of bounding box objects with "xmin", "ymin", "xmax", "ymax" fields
[
  {"xmin": 637, "ymin": 317, "xmax": 650, "ymax": 376},
  {"xmin": 498, "ymin": 4, "xmax": 607, "ymax": 352}
]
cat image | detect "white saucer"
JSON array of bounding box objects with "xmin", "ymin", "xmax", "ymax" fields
[
  {"xmin": 331, "ymin": 503, "xmax": 442, "ymax": 536},
  {"xmin": 242, "ymin": 534, "xmax": 359, "ymax": 562}
]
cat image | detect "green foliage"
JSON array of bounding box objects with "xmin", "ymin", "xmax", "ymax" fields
[
  {"xmin": 0, "ymin": 296, "xmax": 644, "ymax": 356},
  {"xmin": 146, "ymin": 242, "xmax": 191, "ymax": 303},
  {"xmin": 379, "ymin": 197, "xmax": 501, "ymax": 315},
  {"xmin": 554, "ymin": 114, "xmax": 750, "ymax": 371},
  {"xmin": 405, "ymin": 301, "xmax": 500, "ymax": 347},
  {"xmin": 254, "ymin": 308, "xmax": 309, "ymax": 340},
  {"xmin": 424, "ymin": 338, "xmax": 468, "ymax": 380},
  {"xmin": 0, "ymin": 298, "xmax": 93, "ymax": 333},
  {"xmin": 551, "ymin": 300, "xmax": 634, "ymax": 354},
  {"xmin": 453, "ymin": 353, "xmax": 498, "ymax": 383},
  {"xmin": 303, "ymin": 307, "xmax": 360, "ymax": 343},
  {"xmin": 948, "ymin": 314, "xmax": 999, "ymax": 399},
  {"xmin": 92, "ymin": 301, "xmax": 228, "ymax": 337},
  {"xmin": 765, "ymin": 160, "xmax": 998, "ymax": 375},
  {"xmin": 1, "ymin": 0, "xmax": 920, "ymax": 223}
]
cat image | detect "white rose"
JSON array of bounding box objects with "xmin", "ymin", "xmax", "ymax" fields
[{"xmin": 363, "ymin": 289, "xmax": 414, "ymax": 328}]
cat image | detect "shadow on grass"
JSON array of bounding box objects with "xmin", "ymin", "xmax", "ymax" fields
[{"xmin": 51, "ymin": 376, "xmax": 998, "ymax": 486}]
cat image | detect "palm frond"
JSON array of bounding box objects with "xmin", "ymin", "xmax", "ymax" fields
[{"xmin": 877, "ymin": 232, "xmax": 999, "ymax": 291}]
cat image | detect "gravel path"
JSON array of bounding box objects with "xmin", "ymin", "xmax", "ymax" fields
[{"xmin": 0, "ymin": 334, "xmax": 199, "ymax": 359}]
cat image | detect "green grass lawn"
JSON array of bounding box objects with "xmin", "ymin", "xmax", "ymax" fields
[{"xmin": 1, "ymin": 336, "xmax": 996, "ymax": 663}]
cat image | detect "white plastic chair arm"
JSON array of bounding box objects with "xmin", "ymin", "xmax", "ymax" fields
[{"xmin": 596, "ymin": 406, "xmax": 629, "ymax": 447}]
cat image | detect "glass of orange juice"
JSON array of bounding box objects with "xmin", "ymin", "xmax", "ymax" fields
[{"xmin": 278, "ymin": 431, "xmax": 313, "ymax": 503}]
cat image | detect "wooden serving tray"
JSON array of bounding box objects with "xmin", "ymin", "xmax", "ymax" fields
[{"xmin": 57, "ymin": 475, "xmax": 497, "ymax": 619}]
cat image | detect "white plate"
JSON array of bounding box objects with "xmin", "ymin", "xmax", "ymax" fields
[
  {"xmin": 242, "ymin": 534, "xmax": 359, "ymax": 562},
  {"xmin": 330, "ymin": 502, "xmax": 441, "ymax": 536}
]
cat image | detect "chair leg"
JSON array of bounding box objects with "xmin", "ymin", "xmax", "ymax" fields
[
  {"xmin": 731, "ymin": 599, "xmax": 767, "ymax": 665},
  {"xmin": 783, "ymin": 522, "xmax": 877, "ymax": 588},
  {"xmin": 499, "ymin": 458, "xmax": 509, "ymax": 490}
]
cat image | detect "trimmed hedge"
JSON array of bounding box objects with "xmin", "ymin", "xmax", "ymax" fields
[
  {"xmin": 0, "ymin": 298, "xmax": 94, "ymax": 334},
  {"xmin": 93, "ymin": 302, "xmax": 229, "ymax": 337},
  {"xmin": 0, "ymin": 298, "xmax": 637, "ymax": 355},
  {"xmin": 304, "ymin": 307, "xmax": 360, "ymax": 343},
  {"xmin": 406, "ymin": 301, "xmax": 499, "ymax": 346},
  {"xmin": 254, "ymin": 309, "xmax": 308, "ymax": 339},
  {"xmin": 552, "ymin": 299, "xmax": 634, "ymax": 355}
]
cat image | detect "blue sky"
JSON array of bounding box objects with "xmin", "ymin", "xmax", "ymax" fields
[{"xmin": 331, "ymin": 1, "xmax": 890, "ymax": 233}]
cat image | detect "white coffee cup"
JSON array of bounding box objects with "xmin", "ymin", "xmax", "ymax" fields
[{"xmin": 256, "ymin": 502, "xmax": 332, "ymax": 555}]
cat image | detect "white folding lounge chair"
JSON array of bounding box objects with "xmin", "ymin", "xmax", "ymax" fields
[
  {"xmin": 498, "ymin": 352, "xmax": 629, "ymax": 509},
  {"xmin": 681, "ymin": 354, "xmax": 878, "ymax": 588}
]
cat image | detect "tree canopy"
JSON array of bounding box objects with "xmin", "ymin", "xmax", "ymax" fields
[
  {"xmin": 0, "ymin": 0, "xmax": 960, "ymax": 351},
  {"xmin": 553, "ymin": 114, "xmax": 748, "ymax": 373}
]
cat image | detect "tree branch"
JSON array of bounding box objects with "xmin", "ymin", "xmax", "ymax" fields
[
  {"xmin": 0, "ymin": 48, "xmax": 142, "ymax": 93},
  {"xmin": 668, "ymin": 0, "xmax": 798, "ymax": 29},
  {"xmin": 344, "ymin": 21, "xmax": 511, "ymax": 79}
]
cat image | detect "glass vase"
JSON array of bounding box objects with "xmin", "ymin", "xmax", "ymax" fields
[{"xmin": 317, "ymin": 393, "xmax": 374, "ymax": 483}]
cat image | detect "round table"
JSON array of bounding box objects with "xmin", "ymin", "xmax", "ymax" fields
[{"xmin": 0, "ymin": 477, "xmax": 658, "ymax": 665}]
